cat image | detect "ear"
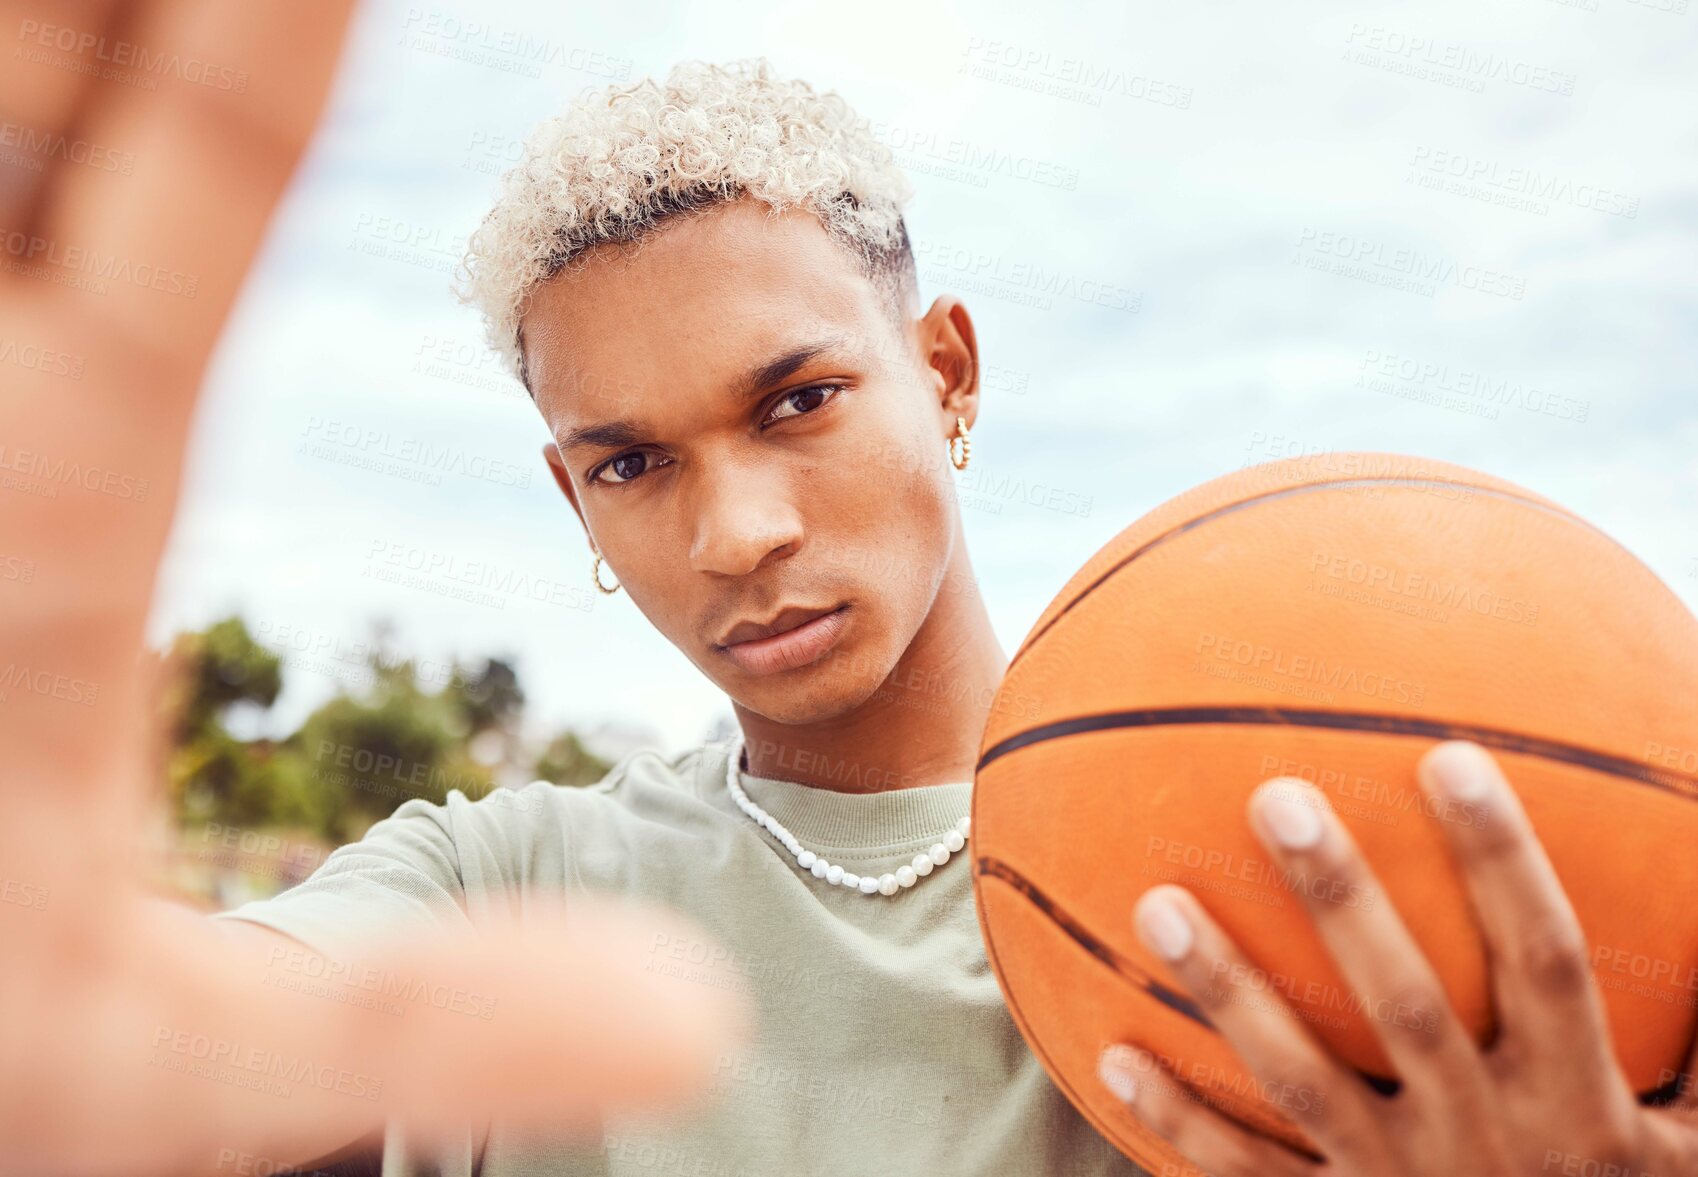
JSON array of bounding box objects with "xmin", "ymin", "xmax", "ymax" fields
[
  {"xmin": 542, "ymin": 441, "xmax": 590, "ymax": 539},
  {"xmin": 917, "ymin": 295, "xmax": 982, "ymax": 433}
]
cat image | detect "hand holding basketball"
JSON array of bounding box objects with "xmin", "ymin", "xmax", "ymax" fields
[{"xmin": 1098, "ymin": 741, "xmax": 1698, "ymax": 1177}]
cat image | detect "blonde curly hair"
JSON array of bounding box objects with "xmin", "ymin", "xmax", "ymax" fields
[{"xmin": 455, "ymin": 57, "xmax": 918, "ymax": 390}]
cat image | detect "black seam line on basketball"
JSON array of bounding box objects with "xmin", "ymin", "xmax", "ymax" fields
[
  {"xmin": 977, "ymin": 856, "xmax": 1673, "ymax": 1106},
  {"xmin": 977, "ymin": 854, "xmax": 1335, "ymax": 1164},
  {"xmin": 976, "ymin": 855, "xmax": 1216, "ymax": 1028},
  {"xmin": 1005, "ymin": 476, "xmax": 1596, "ymax": 674},
  {"xmin": 975, "ymin": 707, "xmax": 1698, "ymax": 800}
]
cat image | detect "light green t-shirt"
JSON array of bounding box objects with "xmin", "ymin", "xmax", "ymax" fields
[{"xmin": 214, "ymin": 739, "xmax": 1147, "ymax": 1176}]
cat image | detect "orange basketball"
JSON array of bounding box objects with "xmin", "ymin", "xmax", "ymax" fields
[{"xmin": 970, "ymin": 452, "xmax": 1698, "ymax": 1173}]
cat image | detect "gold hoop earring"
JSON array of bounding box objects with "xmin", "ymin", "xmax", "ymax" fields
[
  {"xmin": 591, "ymin": 549, "xmax": 621, "ymax": 594},
  {"xmin": 948, "ymin": 415, "xmax": 972, "ymax": 470}
]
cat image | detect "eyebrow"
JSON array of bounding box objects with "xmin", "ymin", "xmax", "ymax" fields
[{"xmin": 557, "ymin": 337, "xmax": 852, "ymax": 454}]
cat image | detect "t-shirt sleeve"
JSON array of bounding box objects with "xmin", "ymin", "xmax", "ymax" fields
[{"xmin": 208, "ymin": 795, "xmax": 472, "ymax": 962}]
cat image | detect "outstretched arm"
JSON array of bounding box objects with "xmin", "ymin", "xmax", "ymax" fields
[{"xmin": 0, "ymin": 4, "xmax": 750, "ymax": 1172}]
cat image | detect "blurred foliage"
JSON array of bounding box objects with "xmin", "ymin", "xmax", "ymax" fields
[
  {"xmin": 161, "ymin": 616, "xmax": 612, "ymax": 846},
  {"xmin": 163, "ymin": 616, "xmax": 283, "ymax": 741},
  {"xmin": 532, "ymin": 729, "xmax": 612, "ymax": 788}
]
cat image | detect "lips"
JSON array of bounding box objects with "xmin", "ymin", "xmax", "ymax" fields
[
  {"xmin": 716, "ymin": 604, "xmax": 843, "ymax": 648},
  {"xmin": 714, "ymin": 603, "xmax": 851, "ymax": 676}
]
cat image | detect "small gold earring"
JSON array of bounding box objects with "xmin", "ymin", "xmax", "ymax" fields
[
  {"xmin": 591, "ymin": 549, "xmax": 621, "ymax": 594},
  {"xmin": 948, "ymin": 415, "xmax": 972, "ymax": 470}
]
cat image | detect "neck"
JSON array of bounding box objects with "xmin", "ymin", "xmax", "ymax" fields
[{"xmin": 732, "ymin": 529, "xmax": 1008, "ymax": 793}]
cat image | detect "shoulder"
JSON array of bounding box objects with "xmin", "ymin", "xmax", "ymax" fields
[
  {"xmin": 581, "ymin": 740, "xmax": 720, "ymax": 803},
  {"xmin": 439, "ymin": 738, "xmax": 723, "ymax": 844}
]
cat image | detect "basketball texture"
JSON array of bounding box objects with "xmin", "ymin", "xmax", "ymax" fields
[{"xmin": 970, "ymin": 452, "xmax": 1698, "ymax": 1173}]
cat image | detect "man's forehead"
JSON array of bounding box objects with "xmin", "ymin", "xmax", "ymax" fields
[
  {"xmin": 539, "ymin": 320, "xmax": 893, "ymax": 448},
  {"xmin": 523, "ymin": 202, "xmax": 889, "ymax": 392}
]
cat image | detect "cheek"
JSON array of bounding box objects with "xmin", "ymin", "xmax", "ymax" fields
[{"xmin": 807, "ymin": 432, "xmax": 955, "ymax": 602}]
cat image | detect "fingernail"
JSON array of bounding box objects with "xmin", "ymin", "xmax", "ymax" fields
[
  {"xmin": 1098, "ymin": 1044, "xmax": 1138, "ymax": 1103},
  {"xmin": 1257, "ymin": 781, "xmax": 1324, "ymax": 850},
  {"xmin": 1424, "ymin": 741, "xmax": 1493, "ymax": 802},
  {"xmin": 1135, "ymin": 891, "xmax": 1194, "ymax": 961}
]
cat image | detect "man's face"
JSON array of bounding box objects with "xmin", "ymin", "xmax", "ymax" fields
[{"xmin": 522, "ymin": 195, "xmax": 973, "ymax": 725}]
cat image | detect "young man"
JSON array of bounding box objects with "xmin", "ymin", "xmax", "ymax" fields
[
  {"xmin": 205, "ymin": 56, "xmax": 1698, "ymax": 1176},
  {"xmin": 213, "ymin": 56, "xmax": 1134, "ymax": 1175},
  {"xmin": 6, "ymin": 28, "xmax": 1695, "ymax": 1176}
]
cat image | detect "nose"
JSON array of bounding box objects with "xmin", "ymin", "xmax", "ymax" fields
[{"xmin": 687, "ymin": 459, "xmax": 805, "ymax": 576}]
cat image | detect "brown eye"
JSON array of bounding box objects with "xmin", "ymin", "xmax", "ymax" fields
[
  {"xmin": 763, "ymin": 384, "xmax": 843, "ymax": 426},
  {"xmin": 594, "ymin": 451, "xmax": 654, "ymax": 486}
]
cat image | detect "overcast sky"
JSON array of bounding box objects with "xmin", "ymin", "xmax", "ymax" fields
[{"xmin": 149, "ymin": 0, "xmax": 1698, "ymax": 755}]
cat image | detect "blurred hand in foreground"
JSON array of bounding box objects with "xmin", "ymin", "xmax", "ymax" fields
[{"xmin": 0, "ymin": 3, "xmax": 751, "ymax": 1172}]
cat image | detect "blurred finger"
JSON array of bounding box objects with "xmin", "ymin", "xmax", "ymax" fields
[
  {"xmin": 1130, "ymin": 884, "xmax": 1383, "ymax": 1162},
  {"xmin": 3, "ymin": 890, "xmax": 754, "ymax": 1174},
  {"xmin": 1245, "ymin": 778, "xmax": 1487, "ymax": 1106},
  {"xmin": 1415, "ymin": 742, "xmax": 1628, "ymax": 1099},
  {"xmin": 1098, "ymin": 1042, "xmax": 1322, "ymax": 1177}
]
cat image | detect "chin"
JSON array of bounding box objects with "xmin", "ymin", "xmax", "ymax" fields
[{"xmin": 731, "ymin": 648, "xmax": 893, "ymax": 725}]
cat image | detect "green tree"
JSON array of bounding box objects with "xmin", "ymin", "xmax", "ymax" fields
[
  {"xmin": 159, "ymin": 618, "xmax": 611, "ymax": 850},
  {"xmin": 162, "ymin": 617, "xmax": 285, "ymax": 825},
  {"xmin": 447, "ymin": 657, "xmax": 524, "ymax": 734},
  {"xmin": 290, "ymin": 655, "xmax": 497, "ymax": 842},
  {"xmin": 532, "ymin": 729, "xmax": 613, "ymax": 788},
  {"xmin": 163, "ymin": 616, "xmax": 282, "ymax": 740}
]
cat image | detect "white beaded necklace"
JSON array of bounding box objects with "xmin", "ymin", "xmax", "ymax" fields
[{"xmin": 724, "ymin": 735, "xmax": 970, "ymax": 897}]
